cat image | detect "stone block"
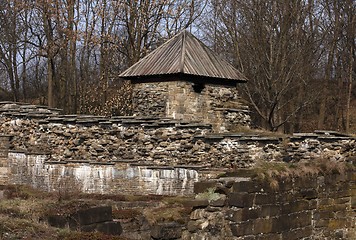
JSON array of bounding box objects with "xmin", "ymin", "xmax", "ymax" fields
[
  {"xmin": 96, "ymin": 221, "xmax": 122, "ymax": 235},
  {"xmin": 328, "ymin": 190, "xmax": 352, "ymax": 198},
  {"xmin": 276, "ymin": 192, "xmax": 295, "ymax": 203},
  {"xmin": 281, "ymin": 226, "xmax": 312, "ymax": 240},
  {"xmin": 281, "ymin": 200, "xmax": 310, "ymax": 214},
  {"xmin": 299, "ymin": 189, "xmax": 318, "ymax": 200},
  {"xmin": 193, "ymin": 181, "xmax": 217, "ymax": 194},
  {"xmin": 254, "ymin": 193, "xmax": 276, "ymax": 205},
  {"xmin": 242, "ymin": 208, "xmax": 260, "ymax": 221},
  {"xmin": 318, "ymin": 203, "xmax": 348, "ymax": 212},
  {"xmin": 187, "ymin": 219, "xmax": 209, "ymax": 232},
  {"xmin": 260, "ymin": 205, "xmax": 280, "ymax": 217},
  {"xmin": 81, "ymin": 221, "xmax": 122, "ymax": 235},
  {"xmin": 190, "ymin": 209, "xmax": 206, "ymax": 220},
  {"xmin": 327, "ymin": 218, "xmax": 351, "ymax": 230},
  {"xmin": 228, "ymin": 192, "xmax": 254, "ymax": 207},
  {"xmin": 69, "ymin": 206, "xmax": 112, "ymax": 228},
  {"xmin": 225, "ymin": 209, "xmax": 243, "ymax": 222},
  {"xmin": 232, "ymin": 180, "xmax": 260, "ymax": 193},
  {"xmin": 151, "ymin": 222, "xmax": 182, "ymax": 240},
  {"xmin": 315, "ymin": 219, "xmax": 328, "ymax": 228},
  {"xmin": 253, "ymin": 218, "xmax": 273, "ymax": 234},
  {"xmin": 209, "ymin": 195, "xmax": 226, "ymax": 207},
  {"xmin": 318, "ymin": 198, "xmax": 334, "ymax": 206},
  {"xmin": 313, "ymin": 210, "xmax": 334, "ymax": 220},
  {"xmin": 272, "ymin": 212, "xmax": 311, "ymax": 233},
  {"xmin": 187, "ymin": 220, "xmax": 200, "ymax": 233},
  {"xmin": 256, "ymin": 233, "xmax": 281, "ymax": 240},
  {"xmin": 230, "ymin": 221, "xmax": 254, "ymax": 237},
  {"xmin": 334, "ymin": 197, "xmax": 350, "ymax": 204}
]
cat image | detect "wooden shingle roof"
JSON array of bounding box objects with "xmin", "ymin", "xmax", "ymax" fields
[{"xmin": 119, "ymin": 31, "xmax": 247, "ymax": 85}]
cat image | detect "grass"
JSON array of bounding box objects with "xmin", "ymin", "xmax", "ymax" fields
[
  {"xmin": 0, "ymin": 184, "xmax": 192, "ymax": 239},
  {"xmin": 251, "ymin": 158, "xmax": 355, "ymax": 190},
  {"xmin": 143, "ymin": 206, "xmax": 191, "ymax": 225}
]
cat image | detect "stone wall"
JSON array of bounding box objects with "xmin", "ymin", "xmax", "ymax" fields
[
  {"xmin": 133, "ymin": 81, "xmax": 250, "ymax": 132},
  {"xmin": 0, "ymin": 135, "xmax": 11, "ymax": 184},
  {"xmin": 182, "ymin": 170, "xmax": 355, "ymax": 240},
  {"xmin": 2, "ymin": 102, "xmax": 354, "ymax": 168},
  {"xmin": 0, "ymin": 101, "xmax": 356, "ymax": 196},
  {"xmin": 7, "ymin": 151, "xmax": 200, "ymax": 196}
]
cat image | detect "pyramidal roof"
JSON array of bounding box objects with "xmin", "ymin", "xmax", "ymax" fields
[{"xmin": 119, "ymin": 31, "xmax": 247, "ymax": 84}]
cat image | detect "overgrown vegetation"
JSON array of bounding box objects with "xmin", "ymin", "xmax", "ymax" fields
[
  {"xmin": 252, "ymin": 158, "xmax": 355, "ymax": 190},
  {"xmin": 0, "ymin": 184, "xmax": 193, "ymax": 240}
]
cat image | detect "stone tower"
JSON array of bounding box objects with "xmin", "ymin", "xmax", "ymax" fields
[{"xmin": 119, "ymin": 31, "xmax": 250, "ymax": 132}]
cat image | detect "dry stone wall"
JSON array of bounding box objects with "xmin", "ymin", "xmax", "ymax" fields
[
  {"xmin": 0, "ymin": 101, "xmax": 356, "ymax": 196},
  {"xmin": 0, "ymin": 102, "xmax": 355, "ymax": 239},
  {"xmin": 1, "ymin": 103, "xmax": 354, "ymax": 168}
]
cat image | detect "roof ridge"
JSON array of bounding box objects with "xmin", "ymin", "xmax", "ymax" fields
[{"xmin": 179, "ymin": 30, "xmax": 187, "ymax": 73}]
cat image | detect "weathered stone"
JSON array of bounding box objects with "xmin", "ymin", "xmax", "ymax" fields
[
  {"xmin": 230, "ymin": 221, "xmax": 254, "ymax": 237},
  {"xmin": 260, "ymin": 205, "xmax": 280, "ymax": 217},
  {"xmin": 254, "ymin": 193, "xmax": 276, "ymax": 205},
  {"xmin": 225, "ymin": 209, "xmax": 243, "ymax": 222},
  {"xmin": 299, "ymin": 189, "xmax": 318, "ymax": 200},
  {"xmin": 281, "ymin": 200, "xmax": 311, "ymax": 214},
  {"xmin": 185, "ymin": 199, "xmax": 209, "ymax": 208},
  {"xmin": 151, "ymin": 222, "xmax": 182, "ymax": 240},
  {"xmin": 190, "ymin": 209, "xmax": 206, "ymax": 220},
  {"xmin": 232, "ymin": 180, "xmax": 261, "ymax": 193},
  {"xmin": 69, "ymin": 206, "xmax": 112, "ymax": 228},
  {"xmin": 95, "ymin": 221, "xmax": 122, "ymax": 235},
  {"xmin": 194, "ymin": 181, "xmax": 217, "ymax": 194},
  {"xmin": 272, "ymin": 212, "xmax": 311, "ymax": 233},
  {"xmin": 253, "ymin": 218, "xmax": 273, "ymax": 234},
  {"xmin": 228, "ymin": 192, "xmax": 254, "ymax": 207},
  {"xmin": 209, "ymin": 195, "xmax": 226, "ymax": 207},
  {"xmin": 187, "ymin": 221, "xmax": 200, "ymax": 233}
]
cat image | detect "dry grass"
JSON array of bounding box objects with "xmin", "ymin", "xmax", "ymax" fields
[
  {"xmin": 0, "ymin": 214, "xmax": 57, "ymax": 240},
  {"xmin": 253, "ymin": 158, "xmax": 354, "ymax": 190},
  {"xmin": 0, "ymin": 184, "xmax": 193, "ymax": 239},
  {"xmin": 143, "ymin": 206, "xmax": 191, "ymax": 225}
]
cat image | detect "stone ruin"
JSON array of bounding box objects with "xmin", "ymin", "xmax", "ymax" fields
[
  {"xmin": 0, "ymin": 31, "xmax": 355, "ymax": 196},
  {"xmin": 0, "ymin": 31, "xmax": 355, "ymax": 239},
  {"xmin": 119, "ymin": 31, "xmax": 251, "ymax": 132},
  {"xmin": 0, "ymin": 101, "xmax": 355, "ymax": 195}
]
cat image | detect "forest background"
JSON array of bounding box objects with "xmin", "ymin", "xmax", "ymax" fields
[{"xmin": 0, "ymin": 0, "xmax": 355, "ymax": 133}]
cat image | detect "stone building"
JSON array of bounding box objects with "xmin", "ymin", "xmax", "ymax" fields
[{"xmin": 120, "ymin": 31, "xmax": 250, "ymax": 132}]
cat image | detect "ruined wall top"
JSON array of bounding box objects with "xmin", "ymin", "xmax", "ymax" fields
[{"xmin": 0, "ymin": 101, "xmax": 355, "ymax": 169}]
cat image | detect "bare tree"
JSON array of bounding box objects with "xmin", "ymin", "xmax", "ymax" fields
[{"xmin": 202, "ymin": 0, "xmax": 321, "ymax": 132}]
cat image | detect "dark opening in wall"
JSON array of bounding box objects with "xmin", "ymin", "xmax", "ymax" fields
[{"xmin": 192, "ymin": 83, "xmax": 205, "ymax": 93}]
